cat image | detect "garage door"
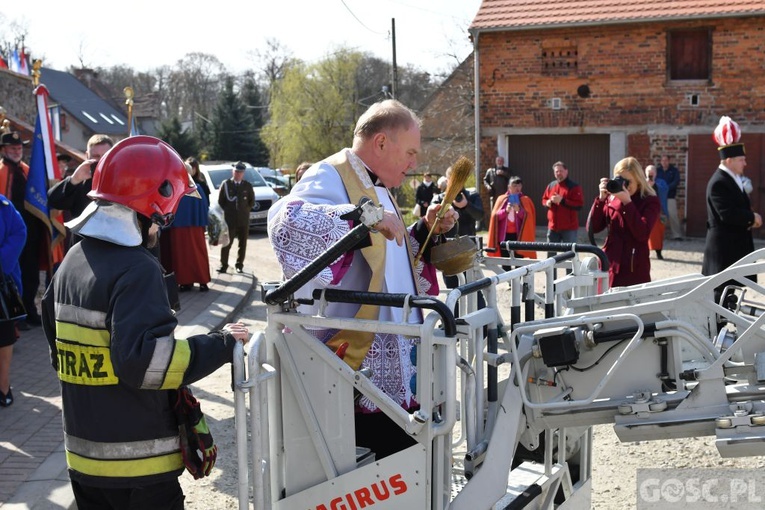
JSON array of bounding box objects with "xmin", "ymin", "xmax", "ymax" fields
[
  {"xmin": 687, "ymin": 134, "xmax": 764, "ymax": 239},
  {"xmin": 505, "ymin": 134, "xmax": 610, "ymax": 227}
]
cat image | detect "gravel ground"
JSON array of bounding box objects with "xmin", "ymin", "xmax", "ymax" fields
[{"xmin": 180, "ymin": 233, "xmax": 765, "ymax": 509}]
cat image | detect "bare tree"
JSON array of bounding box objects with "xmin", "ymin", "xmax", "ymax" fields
[
  {"xmin": 252, "ymin": 38, "xmax": 293, "ymax": 86},
  {"xmin": 165, "ymin": 52, "xmax": 227, "ymax": 129},
  {"xmin": 0, "ymin": 15, "xmax": 29, "ymax": 64}
]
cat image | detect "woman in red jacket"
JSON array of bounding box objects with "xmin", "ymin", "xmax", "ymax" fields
[{"xmin": 587, "ymin": 157, "xmax": 660, "ymax": 288}]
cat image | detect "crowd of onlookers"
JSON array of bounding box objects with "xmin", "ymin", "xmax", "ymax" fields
[
  {"xmin": 0, "ymin": 112, "xmax": 755, "ymax": 412},
  {"xmin": 417, "ymin": 114, "xmax": 756, "ymax": 296}
]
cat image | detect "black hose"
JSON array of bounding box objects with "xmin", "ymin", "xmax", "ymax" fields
[
  {"xmin": 311, "ymin": 289, "xmax": 457, "ymax": 337},
  {"xmin": 497, "ymin": 241, "xmax": 609, "ymax": 271}
]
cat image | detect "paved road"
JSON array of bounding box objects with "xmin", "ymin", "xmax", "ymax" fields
[{"xmin": 179, "ymin": 230, "xmax": 281, "ymax": 510}]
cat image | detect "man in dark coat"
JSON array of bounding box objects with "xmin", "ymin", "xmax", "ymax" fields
[
  {"xmin": 701, "ymin": 116, "xmax": 761, "ymax": 301},
  {"xmin": 218, "ymin": 161, "xmax": 255, "ymax": 273},
  {"xmin": 483, "ymin": 155, "xmax": 510, "ymax": 210},
  {"xmin": 0, "ymin": 131, "xmax": 44, "ymax": 328},
  {"xmin": 414, "ymin": 171, "xmax": 438, "ymax": 217},
  {"xmin": 48, "ymin": 134, "xmax": 114, "ymax": 247}
]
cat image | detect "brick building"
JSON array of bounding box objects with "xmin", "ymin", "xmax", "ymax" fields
[
  {"xmin": 419, "ymin": 54, "xmax": 475, "ymax": 178},
  {"xmin": 469, "ymin": 1, "xmax": 765, "ymax": 237}
]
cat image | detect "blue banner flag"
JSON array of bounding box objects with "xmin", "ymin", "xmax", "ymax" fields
[
  {"xmin": 27, "ymin": 85, "xmax": 66, "ymax": 271},
  {"xmin": 26, "ymin": 114, "xmax": 54, "ymax": 232}
]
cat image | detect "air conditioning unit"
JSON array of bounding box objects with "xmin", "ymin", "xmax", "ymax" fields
[{"xmin": 551, "ymin": 98, "xmax": 562, "ymax": 110}]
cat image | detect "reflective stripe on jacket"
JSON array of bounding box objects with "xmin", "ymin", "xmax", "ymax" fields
[{"xmin": 42, "ymin": 237, "xmax": 236, "ymax": 488}]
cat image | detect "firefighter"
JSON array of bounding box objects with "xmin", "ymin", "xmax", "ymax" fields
[{"xmin": 41, "ymin": 136, "xmax": 249, "ymax": 510}]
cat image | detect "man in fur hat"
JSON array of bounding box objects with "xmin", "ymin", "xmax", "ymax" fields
[{"xmin": 701, "ymin": 116, "xmax": 761, "ymax": 301}]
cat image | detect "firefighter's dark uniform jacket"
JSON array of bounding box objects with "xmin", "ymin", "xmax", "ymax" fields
[{"xmin": 42, "ymin": 237, "xmax": 237, "ymax": 488}]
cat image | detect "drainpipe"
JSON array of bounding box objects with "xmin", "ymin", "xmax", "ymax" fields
[{"xmin": 471, "ymin": 29, "xmax": 482, "ymax": 194}]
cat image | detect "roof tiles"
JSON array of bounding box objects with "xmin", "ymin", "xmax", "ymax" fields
[{"xmin": 470, "ymin": 0, "xmax": 765, "ymax": 31}]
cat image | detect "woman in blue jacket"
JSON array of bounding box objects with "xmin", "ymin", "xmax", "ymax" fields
[{"xmin": 0, "ymin": 193, "xmax": 27, "ymax": 406}]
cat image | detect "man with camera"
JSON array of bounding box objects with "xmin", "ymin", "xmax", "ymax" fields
[{"xmin": 48, "ymin": 134, "xmax": 114, "ymax": 246}]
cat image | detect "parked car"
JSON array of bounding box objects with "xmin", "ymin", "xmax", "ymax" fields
[
  {"xmin": 261, "ymin": 175, "xmax": 289, "ymax": 196},
  {"xmin": 255, "ymin": 167, "xmax": 291, "ymax": 190},
  {"xmin": 255, "ymin": 166, "xmax": 286, "ymax": 180},
  {"xmin": 200, "ymin": 161, "xmax": 280, "ymax": 230}
]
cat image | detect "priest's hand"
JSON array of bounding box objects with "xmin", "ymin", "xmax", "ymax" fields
[
  {"xmin": 374, "ymin": 210, "xmax": 407, "ymax": 246},
  {"xmin": 424, "ymin": 204, "xmax": 459, "ymax": 234}
]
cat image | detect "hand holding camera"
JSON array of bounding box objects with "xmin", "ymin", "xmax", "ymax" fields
[
  {"xmin": 606, "ymin": 175, "xmax": 630, "ymax": 194},
  {"xmin": 71, "ymin": 160, "xmax": 98, "ymax": 185},
  {"xmin": 599, "ymin": 175, "xmax": 632, "ymax": 203},
  {"xmin": 452, "ymin": 191, "xmax": 468, "ymax": 209}
]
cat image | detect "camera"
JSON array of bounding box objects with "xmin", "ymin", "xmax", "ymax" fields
[{"xmin": 606, "ymin": 176, "xmax": 630, "ymax": 194}]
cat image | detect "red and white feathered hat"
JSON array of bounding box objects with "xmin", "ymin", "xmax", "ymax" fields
[{"xmin": 713, "ymin": 116, "xmax": 746, "ymax": 159}]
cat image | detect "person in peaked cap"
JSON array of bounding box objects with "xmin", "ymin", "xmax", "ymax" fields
[
  {"xmin": 217, "ymin": 161, "xmax": 255, "ymax": 273},
  {"xmin": 0, "ymin": 131, "xmax": 30, "ymax": 204},
  {"xmin": 0, "ymin": 130, "xmax": 45, "ymax": 330},
  {"xmin": 702, "ymin": 116, "xmax": 761, "ymax": 305},
  {"xmin": 0, "ymin": 131, "xmax": 29, "ymax": 147}
]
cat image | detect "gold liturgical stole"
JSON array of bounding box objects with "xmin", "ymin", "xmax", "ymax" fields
[{"xmin": 323, "ymin": 150, "xmax": 419, "ymax": 370}]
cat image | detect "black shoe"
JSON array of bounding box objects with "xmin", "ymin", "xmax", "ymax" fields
[
  {"xmin": 16, "ymin": 321, "xmax": 30, "ymax": 331},
  {"xmin": 178, "ymin": 285, "xmax": 192, "ymax": 292},
  {"xmin": 217, "ymin": 266, "xmax": 228, "ymax": 273},
  {"xmin": 656, "ymin": 250, "xmax": 664, "ymax": 260},
  {"xmin": 235, "ymin": 267, "xmax": 244, "ymax": 274},
  {"xmin": 199, "ymin": 284, "xmax": 209, "ymax": 292},
  {"xmin": 0, "ymin": 387, "xmax": 14, "ymax": 407}
]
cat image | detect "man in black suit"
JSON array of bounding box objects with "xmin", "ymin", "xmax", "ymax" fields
[{"xmin": 701, "ymin": 116, "xmax": 761, "ymax": 302}]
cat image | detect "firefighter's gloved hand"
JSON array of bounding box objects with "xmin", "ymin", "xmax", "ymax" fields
[{"xmin": 176, "ymin": 386, "xmax": 217, "ymax": 479}]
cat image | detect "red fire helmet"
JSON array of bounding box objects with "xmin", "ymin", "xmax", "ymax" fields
[{"xmin": 88, "ymin": 136, "xmax": 198, "ymax": 225}]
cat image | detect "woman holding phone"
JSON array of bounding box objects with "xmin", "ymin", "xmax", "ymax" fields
[{"xmin": 487, "ymin": 176, "xmax": 537, "ymax": 260}]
